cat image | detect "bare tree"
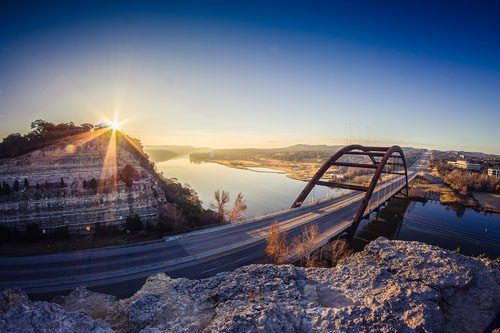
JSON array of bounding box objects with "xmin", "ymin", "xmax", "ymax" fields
[
  {"xmin": 211, "ymin": 190, "xmax": 248, "ymax": 223},
  {"xmin": 329, "ymin": 239, "xmax": 353, "ymax": 266},
  {"xmin": 228, "ymin": 192, "xmax": 247, "ymax": 222},
  {"xmin": 293, "ymin": 224, "xmax": 320, "ymax": 267},
  {"xmin": 211, "ymin": 189, "xmax": 230, "ymax": 221},
  {"xmin": 265, "ymin": 222, "xmax": 289, "ymax": 264}
]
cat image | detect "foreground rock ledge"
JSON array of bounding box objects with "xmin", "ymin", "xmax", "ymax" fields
[{"xmin": 1, "ymin": 238, "xmax": 499, "ymax": 332}]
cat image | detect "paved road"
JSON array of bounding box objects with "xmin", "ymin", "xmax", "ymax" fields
[{"xmin": 0, "ymin": 154, "xmax": 428, "ymax": 299}]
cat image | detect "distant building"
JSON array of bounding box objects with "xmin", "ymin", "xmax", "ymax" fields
[
  {"xmin": 487, "ymin": 168, "xmax": 500, "ymax": 177},
  {"xmin": 447, "ymin": 159, "xmax": 481, "ymax": 171}
]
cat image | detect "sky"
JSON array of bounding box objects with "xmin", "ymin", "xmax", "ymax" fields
[{"xmin": 0, "ymin": 1, "xmax": 499, "ymax": 153}]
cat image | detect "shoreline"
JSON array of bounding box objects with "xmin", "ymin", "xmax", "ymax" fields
[
  {"xmin": 199, "ymin": 159, "xmax": 314, "ymax": 182},
  {"xmin": 205, "ymin": 160, "xmax": 500, "ymax": 213}
]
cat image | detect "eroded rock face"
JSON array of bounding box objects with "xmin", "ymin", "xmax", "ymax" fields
[
  {"xmin": 0, "ymin": 289, "xmax": 113, "ymax": 333},
  {"xmin": 53, "ymin": 286, "xmax": 118, "ymax": 320},
  {"xmin": 1, "ymin": 238, "xmax": 499, "ymax": 332}
]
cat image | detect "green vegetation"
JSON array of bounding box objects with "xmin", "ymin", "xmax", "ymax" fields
[
  {"xmin": 159, "ymin": 177, "xmax": 220, "ymax": 232},
  {"xmin": 120, "ymin": 164, "xmax": 137, "ymax": 187},
  {"xmin": 25, "ymin": 223, "xmax": 43, "ymax": 242},
  {"xmin": 0, "ymin": 119, "xmax": 94, "ymax": 159},
  {"xmin": 125, "ymin": 214, "xmax": 143, "ymax": 233}
]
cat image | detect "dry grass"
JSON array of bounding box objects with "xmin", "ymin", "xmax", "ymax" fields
[{"xmin": 265, "ymin": 222, "xmax": 289, "ymax": 264}]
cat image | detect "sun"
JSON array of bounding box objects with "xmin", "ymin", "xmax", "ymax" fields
[{"xmin": 109, "ymin": 120, "xmax": 121, "ymax": 131}]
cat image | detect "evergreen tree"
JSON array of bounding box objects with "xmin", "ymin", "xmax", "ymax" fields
[
  {"xmin": 60, "ymin": 177, "xmax": 65, "ymax": 188},
  {"xmin": 89, "ymin": 177, "xmax": 98, "ymax": 189},
  {"xmin": 12, "ymin": 179, "xmax": 20, "ymax": 192},
  {"xmin": 26, "ymin": 223, "xmax": 42, "ymax": 242},
  {"xmin": 24, "ymin": 178, "xmax": 29, "ymax": 190},
  {"xmin": 2, "ymin": 182, "xmax": 11, "ymax": 195}
]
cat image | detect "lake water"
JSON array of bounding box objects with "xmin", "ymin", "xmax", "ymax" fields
[
  {"xmin": 157, "ymin": 157, "xmax": 500, "ymax": 258},
  {"xmin": 156, "ymin": 157, "xmax": 345, "ymax": 217},
  {"xmin": 353, "ymin": 198, "xmax": 500, "ymax": 258}
]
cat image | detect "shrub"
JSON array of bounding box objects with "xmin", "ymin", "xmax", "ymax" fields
[
  {"xmin": 125, "ymin": 214, "xmax": 143, "ymax": 233},
  {"xmin": 13, "ymin": 180, "xmax": 20, "ymax": 192},
  {"xmin": 265, "ymin": 222, "xmax": 288, "ymax": 264},
  {"xmin": 48, "ymin": 226, "xmax": 69, "ymax": 241},
  {"xmin": 25, "ymin": 222, "xmax": 43, "ymax": 242},
  {"xmin": 12, "ymin": 227, "xmax": 24, "ymax": 242},
  {"xmin": 0, "ymin": 226, "xmax": 13, "ymax": 244},
  {"xmin": 94, "ymin": 223, "xmax": 117, "ymax": 238},
  {"xmin": 89, "ymin": 178, "xmax": 98, "ymax": 189},
  {"xmin": 120, "ymin": 164, "xmax": 136, "ymax": 187}
]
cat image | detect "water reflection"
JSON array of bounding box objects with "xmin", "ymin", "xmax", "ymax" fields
[
  {"xmin": 156, "ymin": 157, "xmax": 344, "ymax": 217},
  {"xmin": 352, "ymin": 198, "xmax": 500, "ymax": 258},
  {"xmin": 351, "ymin": 198, "xmax": 410, "ymax": 251},
  {"xmin": 157, "ymin": 157, "xmax": 499, "ymax": 258}
]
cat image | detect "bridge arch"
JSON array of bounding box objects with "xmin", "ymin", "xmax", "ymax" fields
[{"xmin": 291, "ymin": 144, "xmax": 409, "ymax": 238}]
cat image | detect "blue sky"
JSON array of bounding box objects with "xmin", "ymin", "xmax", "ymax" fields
[{"xmin": 0, "ymin": 1, "xmax": 499, "ymax": 153}]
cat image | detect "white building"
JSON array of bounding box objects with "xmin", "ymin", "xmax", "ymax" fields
[
  {"xmin": 447, "ymin": 160, "xmax": 482, "ymax": 171},
  {"xmin": 487, "ymin": 168, "xmax": 500, "ymax": 177}
]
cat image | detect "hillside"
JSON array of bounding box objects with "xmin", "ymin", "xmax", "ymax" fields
[
  {"xmin": 188, "ymin": 145, "xmax": 425, "ymax": 181},
  {"xmin": 144, "ymin": 145, "xmax": 211, "ymax": 162},
  {"xmin": 0, "ymin": 129, "xmax": 167, "ymax": 233}
]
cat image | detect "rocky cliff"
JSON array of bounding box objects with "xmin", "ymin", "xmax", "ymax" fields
[
  {"xmin": 0, "ymin": 131, "xmax": 166, "ymax": 232},
  {"xmin": 1, "ymin": 238, "xmax": 499, "ymax": 332}
]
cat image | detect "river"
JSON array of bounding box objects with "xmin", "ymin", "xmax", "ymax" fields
[
  {"xmin": 157, "ymin": 157, "xmax": 500, "ymax": 258},
  {"xmin": 156, "ymin": 157, "xmax": 345, "ymax": 217}
]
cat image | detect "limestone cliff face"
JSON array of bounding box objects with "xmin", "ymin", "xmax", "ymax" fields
[
  {"xmin": 1, "ymin": 238, "xmax": 499, "ymax": 332},
  {"xmin": 0, "ymin": 132, "xmax": 166, "ymax": 232}
]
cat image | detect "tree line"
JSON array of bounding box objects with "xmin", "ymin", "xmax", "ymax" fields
[
  {"xmin": 0, "ymin": 119, "xmax": 94, "ymax": 159},
  {"xmin": 432, "ymin": 159, "xmax": 500, "ymax": 194},
  {"xmin": 443, "ymin": 170, "xmax": 500, "ymax": 195}
]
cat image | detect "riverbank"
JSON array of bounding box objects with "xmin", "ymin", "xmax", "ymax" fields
[
  {"xmin": 472, "ymin": 192, "xmax": 500, "ymax": 213},
  {"xmin": 409, "ymin": 173, "xmax": 500, "ymax": 213},
  {"xmin": 409, "ymin": 182, "xmax": 479, "ymax": 207},
  {"xmin": 1, "ymin": 238, "xmax": 498, "ymax": 332},
  {"xmin": 201, "ymin": 159, "xmax": 324, "ymax": 181}
]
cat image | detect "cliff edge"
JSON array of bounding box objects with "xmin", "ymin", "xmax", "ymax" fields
[{"xmin": 1, "ymin": 237, "xmax": 499, "ymax": 332}]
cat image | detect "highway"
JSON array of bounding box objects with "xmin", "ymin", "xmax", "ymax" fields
[{"xmin": 0, "ymin": 154, "xmax": 428, "ymax": 299}]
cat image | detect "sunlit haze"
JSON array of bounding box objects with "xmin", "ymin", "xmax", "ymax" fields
[{"xmin": 0, "ymin": 1, "xmax": 499, "ymax": 153}]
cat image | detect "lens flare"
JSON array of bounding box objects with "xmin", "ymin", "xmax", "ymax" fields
[{"xmin": 110, "ymin": 121, "xmax": 121, "ymax": 131}]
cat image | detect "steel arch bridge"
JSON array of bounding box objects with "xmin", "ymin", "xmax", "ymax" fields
[{"xmin": 291, "ymin": 144, "xmax": 409, "ymax": 238}]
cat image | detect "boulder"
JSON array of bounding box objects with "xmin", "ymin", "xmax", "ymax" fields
[
  {"xmin": 2, "ymin": 238, "xmax": 499, "ymax": 332},
  {"xmin": 0, "ymin": 289, "xmax": 113, "ymax": 333}
]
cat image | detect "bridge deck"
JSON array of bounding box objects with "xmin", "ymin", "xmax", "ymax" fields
[{"xmin": 0, "ymin": 161, "xmax": 424, "ymax": 299}]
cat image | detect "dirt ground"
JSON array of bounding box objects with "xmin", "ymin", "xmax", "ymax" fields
[{"xmin": 472, "ymin": 192, "xmax": 500, "ymax": 213}]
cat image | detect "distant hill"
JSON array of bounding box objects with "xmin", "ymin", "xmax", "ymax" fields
[
  {"xmin": 189, "ymin": 145, "xmax": 345, "ymax": 162},
  {"xmin": 144, "ymin": 145, "xmax": 211, "ymax": 162}
]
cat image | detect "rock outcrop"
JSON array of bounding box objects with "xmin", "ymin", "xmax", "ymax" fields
[
  {"xmin": 1, "ymin": 238, "xmax": 499, "ymax": 332},
  {"xmin": 0, "ymin": 131, "xmax": 166, "ymax": 232},
  {"xmin": 0, "ymin": 288, "xmax": 113, "ymax": 332}
]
